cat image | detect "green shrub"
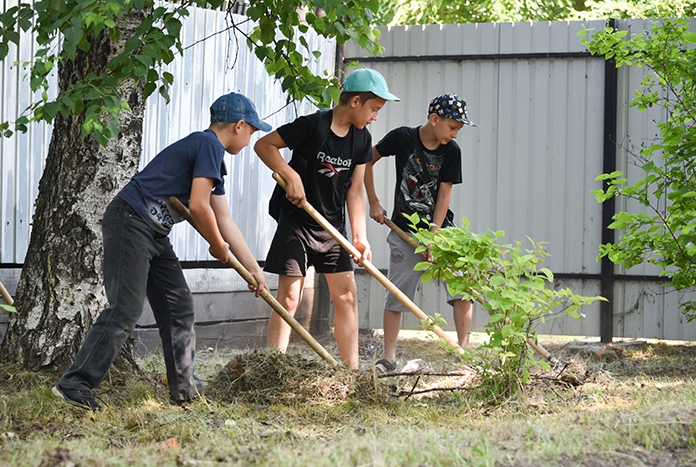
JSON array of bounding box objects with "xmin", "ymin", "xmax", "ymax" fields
[{"xmin": 408, "ymin": 213, "xmax": 604, "ymax": 397}]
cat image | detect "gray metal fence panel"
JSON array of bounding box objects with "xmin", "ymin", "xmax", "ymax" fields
[
  {"xmin": 610, "ymin": 19, "xmax": 696, "ymax": 340},
  {"xmin": 344, "ymin": 19, "xmax": 696, "ymax": 340},
  {"xmin": 346, "ymin": 21, "xmax": 606, "ymax": 274}
]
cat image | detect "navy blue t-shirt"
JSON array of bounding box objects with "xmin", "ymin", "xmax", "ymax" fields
[
  {"xmin": 375, "ymin": 126, "xmax": 462, "ymax": 232},
  {"xmin": 119, "ymin": 129, "xmax": 227, "ymax": 234}
]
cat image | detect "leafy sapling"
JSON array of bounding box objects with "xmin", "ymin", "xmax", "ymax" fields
[{"xmin": 406, "ymin": 212, "xmax": 604, "ymax": 394}]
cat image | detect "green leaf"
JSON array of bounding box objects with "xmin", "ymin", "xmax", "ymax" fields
[
  {"xmin": 165, "ymin": 15, "xmax": 182, "ymax": 38},
  {"xmin": 125, "ymin": 36, "xmax": 142, "ymax": 53},
  {"xmin": 489, "ymin": 276, "xmax": 504, "ymax": 287},
  {"xmin": 540, "ymin": 268, "xmax": 554, "ymax": 281},
  {"xmin": 62, "ymin": 26, "xmax": 82, "ymax": 56},
  {"xmin": 258, "ymin": 16, "xmax": 275, "ymax": 44},
  {"xmin": 143, "ymin": 81, "xmax": 156, "ymax": 99}
]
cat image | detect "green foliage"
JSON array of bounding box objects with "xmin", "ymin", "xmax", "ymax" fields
[
  {"xmin": 0, "ymin": 0, "xmax": 381, "ymax": 145},
  {"xmin": 581, "ymin": 19, "xmax": 696, "ymax": 319},
  {"xmin": 0, "ymin": 304, "xmax": 16, "ymax": 314},
  {"xmin": 375, "ymin": 0, "xmax": 579, "ymax": 25},
  {"xmin": 374, "ymin": 0, "xmax": 695, "ymax": 26},
  {"xmin": 244, "ymin": 0, "xmax": 382, "ymax": 107},
  {"xmin": 406, "ymin": 213, "xmax": 603, "ymax": 396},
  {"xmin": 574, "ymin": 0, "xmax": 696, "ymax": 20}
]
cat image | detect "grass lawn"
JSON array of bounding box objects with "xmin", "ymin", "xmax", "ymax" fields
[{"xmin": 1, "ymin": 331, "xmax": 695, "ymax": 466}]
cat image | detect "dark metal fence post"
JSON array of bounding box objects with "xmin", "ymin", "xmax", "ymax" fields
[{"xmin": 600, "ymin": 18, "xmax": 618, "ymax": 343}]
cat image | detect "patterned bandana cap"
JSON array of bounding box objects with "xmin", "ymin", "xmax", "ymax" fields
[{"xmin": 428, "ymin": 93, "xmax": 478, "ymax": 127}]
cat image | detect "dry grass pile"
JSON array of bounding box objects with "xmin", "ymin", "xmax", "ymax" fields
[
  {"xmin": 546, "ymin": 339, "xmax": 696, "ymax": 379},
  {"xmin": 209, "ymin": 349, "xmax": 390, "ymax": 405}
]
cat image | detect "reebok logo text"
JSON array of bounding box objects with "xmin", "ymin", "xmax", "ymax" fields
[{"xmin": 316, "ymin": 151, "xmax": 352, "ymax": 178}]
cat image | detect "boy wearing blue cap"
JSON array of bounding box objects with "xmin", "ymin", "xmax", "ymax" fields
[
  {"xmin": 255, "ymin": 68, "xmax": 399, "ymax": 369},
  {"xmin": 365, "ymin": 93, "xmax": 477, "ymax": 373},
  {"xmin": 52, "ymin": 93, "xmax": 271, "ymax": 409}
]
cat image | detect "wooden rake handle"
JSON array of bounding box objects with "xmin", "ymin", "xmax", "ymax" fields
[
  {"xmin": 168, "ymin": 197, "xmax": 338, "ymax": 366},
  {"xmin": 382, "ymin": 216, "xmax": 558, "ymax": 365},
  {"xmin": 272, "ymin": 172, "xmax": 466, "ymax": 356},
  {"xmin": 0, "ymin": 279, "xmax": 13, "ymax": 306}
]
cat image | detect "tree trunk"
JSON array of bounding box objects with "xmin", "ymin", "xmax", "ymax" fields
[{"xmin": 0, "ymin": 13, "xmax": 146, "ymax": 371}]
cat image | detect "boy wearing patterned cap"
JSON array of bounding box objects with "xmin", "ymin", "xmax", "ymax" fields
[
  {"xmin": 364, "ymin": 93, "xmax": 477, "ymax": 373},
  {"xmin": 255, "ymin": 68, "xmax": 398, "ymax": 369},
  {"xmin": 52, "ymin": 93, "xmax": 272, "ymax": 409}
]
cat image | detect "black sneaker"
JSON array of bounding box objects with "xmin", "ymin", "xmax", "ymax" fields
[{"xmin": 51, "ymin": 385, "xmax": 101, "ymax": 410}]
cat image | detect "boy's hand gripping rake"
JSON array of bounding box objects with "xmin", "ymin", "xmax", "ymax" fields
[
  {"xmin": 272, "ymin": 172, "xmax": 467, "ymax": 357},
  {"xmin": 382, "ymin": 217, "xmax": 560, "ymax": 367},
  {"xmin": 168, "ymin": 197, "xmax": 338, "ymax": 366}
]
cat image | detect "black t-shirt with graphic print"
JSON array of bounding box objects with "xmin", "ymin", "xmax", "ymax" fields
[
  {"xmin": 277, "ymin": 110, "xmax": 373, "ymax": 230},
  {"xmin": 375, "ymin": 126, "xmax": 462, "ymax": 233}
]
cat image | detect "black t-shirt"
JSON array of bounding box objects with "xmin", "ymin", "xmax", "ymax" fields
[
  {"xmin": 277, "ymin": 110, "xmax": 373, "ymax": 229},
  {"xmin": 375, "ymin": 126, "xmax": 462, "ymax": 232}
]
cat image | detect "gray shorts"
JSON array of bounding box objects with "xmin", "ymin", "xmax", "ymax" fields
[{"xmin": 384, "ymin": 230, "xmax": 464, "ymax": 313}]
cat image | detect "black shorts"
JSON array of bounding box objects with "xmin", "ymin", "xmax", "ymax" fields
[{"xmin": 264, "ymin": 210, "xmax": 353, "ymax": 276}]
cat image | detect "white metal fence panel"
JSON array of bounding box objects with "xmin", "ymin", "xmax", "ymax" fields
[
  {"xmin": 0, "ymin": 4, "xmax": 335, "ymax": 265},
  {"xmin": 614, "ymin": 18, "xmax": 676, "ymax": 280},
  {"xmin": 143, "ymin": 7, "xmax": 335, "ymax": 262},
  {"xmin": 1, "ymin": 0, "xmax": 56, "ymax": 264}
]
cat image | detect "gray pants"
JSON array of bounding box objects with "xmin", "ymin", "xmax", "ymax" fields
[
  {"xmin": 60, "ymin": 197, "xmax": 200, "ymax": 401},
  {"xmin": 384, "ymin": 230, "xmax": 462, "ymax": 312}
]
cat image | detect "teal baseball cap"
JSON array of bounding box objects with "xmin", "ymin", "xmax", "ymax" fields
[{"xmin": 342, "ymin": 68, "xmax": 399, "ymax": 101}]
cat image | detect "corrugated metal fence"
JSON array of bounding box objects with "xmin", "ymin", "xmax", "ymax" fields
[{"xmin": 2, "ymin": 8, "xmax": 695, "ymax": 342}]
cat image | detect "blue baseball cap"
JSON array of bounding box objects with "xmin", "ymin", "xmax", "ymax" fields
[
  {"xmin": 342, "ymin": 68, "xmax": 399, "ymax": 101},
  {"xmin": 210, "ymin": 93, "xmax": 272, "ymax": 132}
]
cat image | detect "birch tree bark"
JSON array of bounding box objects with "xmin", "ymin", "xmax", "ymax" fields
[{"xmin": 0, "ymin": 13, "xmax": 146, "ymax": 370}]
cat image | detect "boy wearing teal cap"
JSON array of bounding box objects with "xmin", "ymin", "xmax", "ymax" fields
[{"xmin": 255, "ymin": 68, "xmax": 398, "ymax": 369}]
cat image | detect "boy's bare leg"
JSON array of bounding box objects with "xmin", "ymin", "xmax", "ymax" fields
[
  {"xmin": 268, "ymin": 275, "xmax": 305, "ymax": 352},
  {"xmin": 381, "ymin": 309, "xmax": 403, "ymax": 364},
  {"xmin": 453, "ymin": 299, "xmax": 473, "ymax": 348},
  {"xmin": 324, "ymin": 271, "xmax": 359, "ymax": 369}
]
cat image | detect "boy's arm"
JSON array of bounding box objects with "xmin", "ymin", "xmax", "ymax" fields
[
  {"xmin": 254, "ymin": 131, "xmax": 306, "ymax": 208},
  {"xmin": 189, "ymin": 177, "xmax": 229, "ymax": 263},
  {"xmin": 431, "ymin": 182, "xmax": 454, "ymax": 232},
  {"xmin": 346, "ymin": 164, "xmax": 371, "ymax": 263},
  {"xmin": 416, "ymin": 181, "xmax": 454, "ymax": 263},
  {"xmin": 210, "ymin": 193, "xmax": 268, "ymax": 297},
  {"xmin": 364, "ymin": 147, "xmax": 387, "ymax": 224}
]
